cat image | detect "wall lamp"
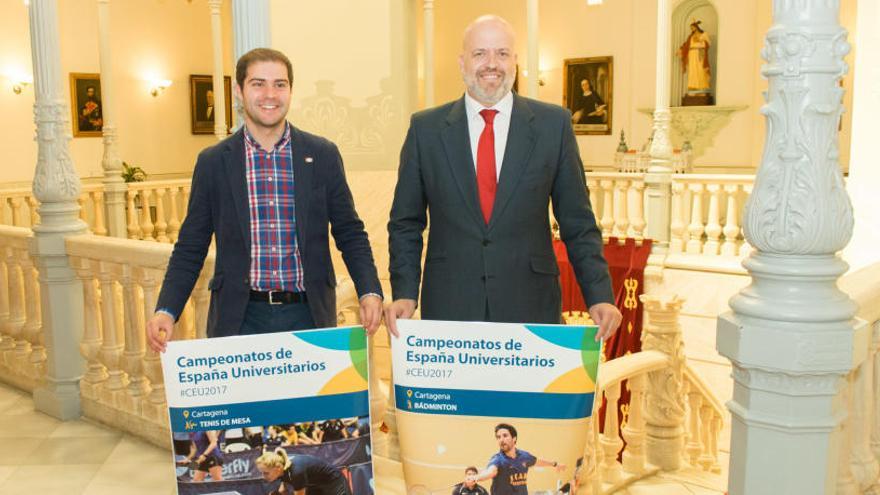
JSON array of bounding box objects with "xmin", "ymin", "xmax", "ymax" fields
[
  {"xmin": 522, "ymin": 69, "xmax": 547, "ymax": 86},
  {"xmin": 13, "ymin": 80, "xmax": 31, "ymax": 94},
  {"xmin": 150, "ymin": 79, "xmax": 172, "ymax": 97}
]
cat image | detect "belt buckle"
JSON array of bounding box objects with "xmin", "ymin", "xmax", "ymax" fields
[{"xmin": 268, "ymin": 291, "xmax": 283, "ymax": 305}]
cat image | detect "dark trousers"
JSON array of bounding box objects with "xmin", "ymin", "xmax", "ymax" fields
[{"xmin": 239, "ymin": 299, "xmax": 316, "ymax": 335}]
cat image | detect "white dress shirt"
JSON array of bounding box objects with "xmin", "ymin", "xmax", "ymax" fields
[{"xmin": 464, "ymin": 90, "xmax": 514, "ymax": 180}]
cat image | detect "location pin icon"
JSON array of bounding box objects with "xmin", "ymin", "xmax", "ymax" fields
[{"xmin": 183, "ymin": 410, "xmax": 190, "ymax": 419}]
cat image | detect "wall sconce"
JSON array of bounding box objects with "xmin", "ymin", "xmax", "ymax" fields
[
  {"xmin": 587, "ymin": 0, "xmax": 603, "ymax": 5},
  {"xmin": 522, "ymin": 69, "xmax": 547, "ymax": 86},
  {"xmin": 150, "ymin": 79, "xmax": 172, "ymax": 97},
  {"xmin": 12, "ymin": 80, "xmax": 30, "ymax": 94}
]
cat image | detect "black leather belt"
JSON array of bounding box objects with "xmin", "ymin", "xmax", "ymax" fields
[{"xmin": 249, "ymin": 290, "xmax": 308, "ymax": 305}]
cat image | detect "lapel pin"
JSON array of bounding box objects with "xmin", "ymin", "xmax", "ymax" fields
[{"xmin": 305, "ymin": 156, "xmax": 314, "ymax": 164}]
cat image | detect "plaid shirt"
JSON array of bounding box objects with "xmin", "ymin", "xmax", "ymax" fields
[{"xmin": 243, "ymin": 122, "xmax": 305, "ymax": 292}]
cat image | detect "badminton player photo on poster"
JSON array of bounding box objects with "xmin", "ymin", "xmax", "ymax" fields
[
  {"xmin": 391, "ymin": 320, "xmax": 602, "ymax": 495},
  {"xmin": 160, "ymin": 326, "xmax": 375, "ymax": 495}
]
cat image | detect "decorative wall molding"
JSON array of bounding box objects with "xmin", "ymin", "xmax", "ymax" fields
[{"xmin": 639, "ymin": 106, "xmax": 747, "ymax": 159}]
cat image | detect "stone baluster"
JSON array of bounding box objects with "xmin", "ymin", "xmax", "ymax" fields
[
  {"xmin": 77, "ymin": 193, "xmax": 88, "ymax": 228},
  {"xmin": 703, "ymin": 184, "xmax": 722, "ymax": 255},
  {"xmin": 182, "ymin": 185, "xmax": 191, "ymax": 218},
  {"xmin": 621, "ymin": 373, "xmax": 647, "ymax": 474},
  {"xmin": 97, "ymin": 261, "xmax": 127, "ymax": 397},
  {"xmin": 613, "ymin": 179, "xmax": 630, "ymax": 237},
  {"xmin": 599, "ymin": 382, "xmax": 624, "ymax": 483},
  {"xmin": 669, "ymin": 182, "xmax": 686, "ymax": 253},
  {"xmin": 138, "ymin": 266, "xmax": 167, "ymax": 421},
  {"xmin": 120, "ymin": 265, "xmax": 148, "ymax": 412},
  {"xmin": 1, "ymin": 246, "xmax": 25, "ymax": 367},
  {"xmin": 684, "ymin": 382, "xmax": 703, "ymax": 465},
  {"xmin": 600, "ymin": 180, "xmax": 614, "ymax": 237},
  {"xmin": 698, "ymin": 404, "xmax": 717, "ymax": 471},
  {"xmin": 10, "ymin": 197, "xmax": 25, "ymax": 227},
  {"xmin": 737, "ymin": 184, "xmax": 753, "ymax": 257},
  {"xmin": 177, "ymin": 300, "xmax": 196, "ymax": 341},
  {"xmin": 126, "ymin": 189, "xmax": 139, "ymax": 239},
  {"xmin": 139, "ymin": 189, "xmax": 155, "ymax": 241},
  {"xmin": 0, "ymin": 197, "xmax": 7, "ymax": 225},
  {"xmin": 721, "ymin": 184, "xmax": 741, "ymax": 256},
  {"xmin": 91, "ymin": 191, "xmax": 107, "ymax": 236},
  {"xmin": 72, "ymin": 257, "xmax": 106, "ymax": 399},
  {"xmin": 153, "ymin": 187, "xmax": 168, "ymax": 243},
  {"xmin": 19, "ymin": 250, "xmax": 44, "ymax": 380},
  {"xmin": 0, "ymin": 246, "xmax": 9, "ymax": 347},
  {"xmin": 717, "ymin": 1, "xmax": 867, "ymax": 492},
  {"xmin": 641, "ymin": 295, "xmax": 685, "ymax": 470},
  {"xmin": 629, "ymin": 180, "xmax": 646, "ymax": 239},
  {"xmin": 871, "ymin": 324, "xmax": 880, "ymax": 462},
  {"xmin": 27, "ymin": 196, "xmax": 40, "ymax": 226},
  {"xmin": 845, "ymin": 326, "xmax": 880, "ymax": 492},
  {"xmin": 686, "ymin": 184, "xmax": 704, "ymax": 254},
  {"xmin": 587, "ymin": 177, "xmax": 599, "ymax": 220},
  {"xmin": 167, "ymin": 186, "xmax": 181, "ymax": 243}
]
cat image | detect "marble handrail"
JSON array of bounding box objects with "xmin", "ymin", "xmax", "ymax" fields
[{"xmin": 585, "ymin": 172, "xmax": 647, "ymax": 240}]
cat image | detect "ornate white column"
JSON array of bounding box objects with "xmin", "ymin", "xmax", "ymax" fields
[
  {"xmin": 643, "ymin": 0, "xmax": 673, "ymax": 248},
  {"xmin": 208, "ymin": 0, "xmax": 228, "ymax": 141},
  {"xmin": 27, "ymin": 0, "xmax": 88, "ymax": 420},
  {"xmin": 423, "ymin": 0, "xmax": 435, "ymax": 108},
  {"xmin": 231, "ymin": 0, "xmax": 270, "ymax": 128},
  {"xmin": 526, "ymin": 0, "xmax": 539, "ymax": 98},
  {"xmin": 717, "ymin": 1, "xmax": 869, "ymax": 493},
  {"xmin": 96, "ymin": 0, "xmax": 126, "ymax": 238}
]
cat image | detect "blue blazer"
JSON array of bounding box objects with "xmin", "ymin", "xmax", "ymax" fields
[{"xmin": 156, "ymin": 126, "xmax": 382, "ymax": 337}]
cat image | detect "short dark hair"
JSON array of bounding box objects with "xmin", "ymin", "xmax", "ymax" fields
[
  {"xmin": 494, "ymin": 423, "xmax": 517, "ymax": 439},
  {"xmin": 465, "ymin": 466, "xmax": 478, "ymax": 475},
  {"xmin": 235, "ymin": 48, "xmax": 294, "ymax": 88}
]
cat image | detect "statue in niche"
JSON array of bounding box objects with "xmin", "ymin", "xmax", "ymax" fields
[{"xmin": 679, "ymin": 19, "xmax": 714, "ymax": 106}]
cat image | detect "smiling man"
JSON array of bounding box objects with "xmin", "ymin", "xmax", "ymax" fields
[
  {"xmin": 146, "ymin": 48, "xmax": 382, "ymax": 351},
  {"xmin": 386, "ymin": 15, "xmax": 621, "ymax": 338}
]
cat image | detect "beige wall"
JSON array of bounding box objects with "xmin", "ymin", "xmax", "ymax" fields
[
  {"xmin": 0, "ymin": 0, "xmax": 234, "ymax": 186},
  {"xmin": 271, "ymin": 0, "xmax": 417, "ymax": 171},
  {"xmin": 428, "ymin": 0, "xmax": 857, "ymax": 172}
]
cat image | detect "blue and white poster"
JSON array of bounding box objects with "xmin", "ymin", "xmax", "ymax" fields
[
  {"xmin": 391, "ymin": 320, "xmax": 601, "ymax": 495},
  {"xmin": 161, "ymin": 326, "xmax": 373, "ymax": 495}
]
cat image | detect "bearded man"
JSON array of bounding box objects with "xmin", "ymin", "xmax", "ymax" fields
[{"xmin": 385, "ymin": 15, "xmax": 621, "ymax": 339}]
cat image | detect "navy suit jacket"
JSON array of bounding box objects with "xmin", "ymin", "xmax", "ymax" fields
[
  {"xmin": 156, "ymin": 125, "xmax": 382, "ymax": 337},
  {"xmin": 389, "ymin": 94, "xmax": 612, "ymax": 323}
]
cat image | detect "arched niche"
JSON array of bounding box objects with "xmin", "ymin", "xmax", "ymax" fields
[{"xmin": 671, "ymin": 0, "xmax": 718, "ymax": 107}]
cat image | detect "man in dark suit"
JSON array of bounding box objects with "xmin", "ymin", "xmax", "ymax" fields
[
  {"xmin": 147, "ymin": 48, "xmax": 382, "ymax": 352},
  {"xmin": 385, "ymin": 15, "xmax": 621, "ymax": 339}
]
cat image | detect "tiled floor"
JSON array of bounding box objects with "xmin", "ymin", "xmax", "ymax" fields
[
  {"xmin": 0, "ymin": 382, "xmax": 176, "ymax": 495},
  {"xmin": 1, "ymin": 381, "xmax": 726, "ymax": 494}
]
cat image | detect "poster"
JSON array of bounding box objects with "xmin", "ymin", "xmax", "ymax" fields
[
  {"xmin": 161, "ymin": 326, "xmax": 373, "ymax": 495},
  {"xmin": 391, "ymin": 320, "xmax": 601, "ymax": 495}
]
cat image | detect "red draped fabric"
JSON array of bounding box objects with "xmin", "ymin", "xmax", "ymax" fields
[{"xmin": 554, "ymin": 236, "xmax": 653, "ymax": 458}]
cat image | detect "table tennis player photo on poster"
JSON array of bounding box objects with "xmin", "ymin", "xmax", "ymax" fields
[{"xmin": 161, "ymin": 326, "xmax": 374, "ymax": 495}]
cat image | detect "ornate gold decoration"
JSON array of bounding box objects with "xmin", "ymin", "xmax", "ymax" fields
[{"xmin": 623, "ymin": 278, "xmax": 639, "ymax": 309}]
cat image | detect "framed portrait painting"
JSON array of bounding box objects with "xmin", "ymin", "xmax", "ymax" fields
[
  {"xmin": 70, "ymin": 73, "xmax": 103, "ymax": 137},
  {"xmin": 190, "ymin": 74, "xmax": 232, "ymax": 135},
  {"xmin": 563, "ymin": 57, "xmax": 613, "ymax": 135}
]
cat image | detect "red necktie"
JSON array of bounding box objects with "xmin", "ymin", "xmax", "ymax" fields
[{"xmin": 477, "ymin": 109, "xmax": 499, "ymax": 224}]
